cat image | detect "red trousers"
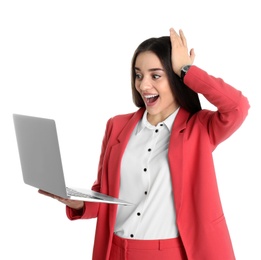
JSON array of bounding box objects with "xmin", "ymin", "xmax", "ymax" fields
[{"xmin": 109, "ymin": 234, "xmax": 188, "ymax": 260}]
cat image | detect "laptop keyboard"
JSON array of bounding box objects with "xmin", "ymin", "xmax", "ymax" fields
[{"xmin": 66, "ymin": 187, "xmax": 103, "ymax": 200}]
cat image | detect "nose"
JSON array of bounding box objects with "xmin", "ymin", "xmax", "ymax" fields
[{"xmin": 138, "ymin": 77, "xmax": 152, "ymax": 91}]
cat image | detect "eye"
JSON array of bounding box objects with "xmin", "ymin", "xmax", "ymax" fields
[
  {"xmin": 135, "ymin": 73, "xmax": 142, "ymax": 80},
  {"xmin": 152, "ymin": 74, "xmax": 161, "ymax": 79}
]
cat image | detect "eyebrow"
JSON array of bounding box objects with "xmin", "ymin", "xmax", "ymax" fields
[{"xmin": 135, "ymin": 67, "xmax": 164, "ymax": 72}]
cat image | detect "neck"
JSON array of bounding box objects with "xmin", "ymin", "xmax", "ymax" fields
[{"xmin": 147, "ymin": 107, "xmax": 179, "ymax": 126}]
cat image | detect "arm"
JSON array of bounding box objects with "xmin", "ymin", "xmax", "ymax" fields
[
  {"xmin": 185, "ymin": 66, "xmax": 250, "ymax": 145},
  {"xmin": 169, "ymin": 27, "xmax": 250, "ymax": 145},
  {"xmin": 66, "ymin": 118, "xmax": 114, "ymax": 220},
  {"xmin": 39, "ymin": 119, "xmax": 112, "ymax": 220}
]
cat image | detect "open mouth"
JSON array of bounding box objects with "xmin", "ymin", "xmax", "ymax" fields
[{"xmin": 145, "ymin": 94, "xmax": 159, "ymax": 104}]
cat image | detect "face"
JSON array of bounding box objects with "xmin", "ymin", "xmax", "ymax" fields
[{"xmin": 135, "ymin": 51, "xmax": 179, "ymax": 125}]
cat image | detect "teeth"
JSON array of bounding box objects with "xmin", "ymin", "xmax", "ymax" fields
[{"xmin": 145, "ymin": 94, "xmax": 158, "ymax": 98}]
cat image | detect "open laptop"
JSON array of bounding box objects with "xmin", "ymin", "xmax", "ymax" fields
[{"xmin": 13, "ymin": 114, "xmax": 133, "ymax": 206}]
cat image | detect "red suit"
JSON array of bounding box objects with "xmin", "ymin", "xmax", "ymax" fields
[{"xmin": 67, "ymin": 66, "xmax": 250, "ymax": 259}]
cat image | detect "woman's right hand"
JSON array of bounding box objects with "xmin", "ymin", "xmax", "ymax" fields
[{"xmin": 38, "ymin": 189, "xmax": 84, "ymax": 210}]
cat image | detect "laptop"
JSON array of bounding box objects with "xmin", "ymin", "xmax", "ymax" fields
[{"xmin": 13, "ymin": 114, "xmax": 133, "ymax": 206}]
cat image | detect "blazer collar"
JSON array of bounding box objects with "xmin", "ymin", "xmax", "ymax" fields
[
  {"xmin": 117, "ymin": 107, "xmax": 189, "ymax": 143},
  {"xmin": 117, "ymin": 107, "xmax": 145, "ymax": 143}
]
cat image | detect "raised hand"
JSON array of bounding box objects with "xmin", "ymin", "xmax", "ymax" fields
[{"xmin": 169, "ymin": 28, "xmax": 195, "ymax": 77}]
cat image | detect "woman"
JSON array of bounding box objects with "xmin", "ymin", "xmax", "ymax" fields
[{"xmin": 39, "ymin": 28, "xmax": 250, "ymax": 259}]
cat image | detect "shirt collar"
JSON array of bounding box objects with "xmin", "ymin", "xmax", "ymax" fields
[{"xmin": 136, "ymin": 108, "xmax": 180, "ymax": 134}]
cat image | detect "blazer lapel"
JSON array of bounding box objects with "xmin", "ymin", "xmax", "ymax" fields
[
  {"xmin": 106, "ymin": 108, "xmax": 144, "ymax": 237},
  {"xmin": 168, "ymin": 108, "xmax": 190, "ymax": 213},
  {"xmin": 107, "ymin": 108, "xmax": 145, "ymax": 198}
]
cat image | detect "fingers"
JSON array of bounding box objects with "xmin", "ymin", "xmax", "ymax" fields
[
  {"xmin": 38, "ymin": 189, "xmax": 84, "ymax": 210},
  {"xmin": 179, "ymin": 29, "xmax": 187, "ymax": 48},
  {"xmin": 169, "ymin": 27, "xmax": 195, "ymax": 73},
  {"xmin": 169, "ymin": 28, "xmax": 180, "ymax": 45},
  {"xmin": 190, "ymin": 48, "xmax": 196, "ymax": 62},
  {"xmin": 169, "ymin": 28, "xmax": 187, "ymax": 47},
  {"xmin": 169, "ymin": 27, "xmax": 195, "ymax": 59},
  {"xmin": 38, "ymin": 189, "xmax": 55, "ymax": 198},
  {"xmin": 38, "ymin": 189, "xmax": 63, "ymax": 200}
]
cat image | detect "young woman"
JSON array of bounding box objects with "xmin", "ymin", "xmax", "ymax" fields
[{"xmin": 39, "ymin": 28, "xmax": 250, "ymax": 259}]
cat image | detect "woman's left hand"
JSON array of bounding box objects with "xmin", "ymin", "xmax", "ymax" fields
[{"xmin": 169, "ymin": 28, "xmax": 195, "ymax": 77}]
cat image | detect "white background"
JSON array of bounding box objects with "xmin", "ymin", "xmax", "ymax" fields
[{"xmin": 0, "ymin": 0, "xmax": 260, "ymax": 259}]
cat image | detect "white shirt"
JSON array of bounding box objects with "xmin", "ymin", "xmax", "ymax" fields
[{"xmin": 114, "ymin": 108, "xmax": 180, "ymax": 239}]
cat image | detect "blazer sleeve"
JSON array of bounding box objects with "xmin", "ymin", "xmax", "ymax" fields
[
  {"xmin": 66, "ymin": 119, "xmax": 114, "ymax": 220},
  {"xmin": 184, "ymin": 65, "xmax": 250, "ymax": 146}
]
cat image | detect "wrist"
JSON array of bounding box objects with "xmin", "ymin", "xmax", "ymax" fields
[
  {"xmin": 180, "ymin": 65, "xmax": 191, "ymax": 81},
  {"xmin": 70, "ymin": 203, "xmax": 84, "ymax": 215}
]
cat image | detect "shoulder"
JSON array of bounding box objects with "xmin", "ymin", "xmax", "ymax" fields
[
  {"xmin": 105, "ymin": 108, "xmax": 145, "ymax": 132},
  {"xmin": 108, "ymin": 108, "xmax": 145, "ymax": 125}
]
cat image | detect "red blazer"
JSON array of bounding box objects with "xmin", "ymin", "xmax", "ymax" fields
[{"xmin": 67, "ymin": 66, "xmax": 250, "ymax": 260}]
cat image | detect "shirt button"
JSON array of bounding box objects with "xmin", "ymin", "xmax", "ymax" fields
[
  {"xmin": 130, "ymin": 234, "xmax": 134, "ymax": 238},
  {"xmin": 155, "ymin": 129, "xmax": 159, "ymax": 133},
  {"xmin": 143, "ymin": 168, "xmax": 147, "ymax": 172},
  {"xmin": 160, "ymin": 123, "xmax": 163, "ymax": 126},
  {"xmin": 137, "ymin": 212, "xmax": 141, "ymax": 216},
  {"xmin": 144, "ymin": 191, "xmax": 148, "ymax": 195},
  {"xmin": 148, "ymin": 148, "xmax": 151, "ymax": 152}
]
